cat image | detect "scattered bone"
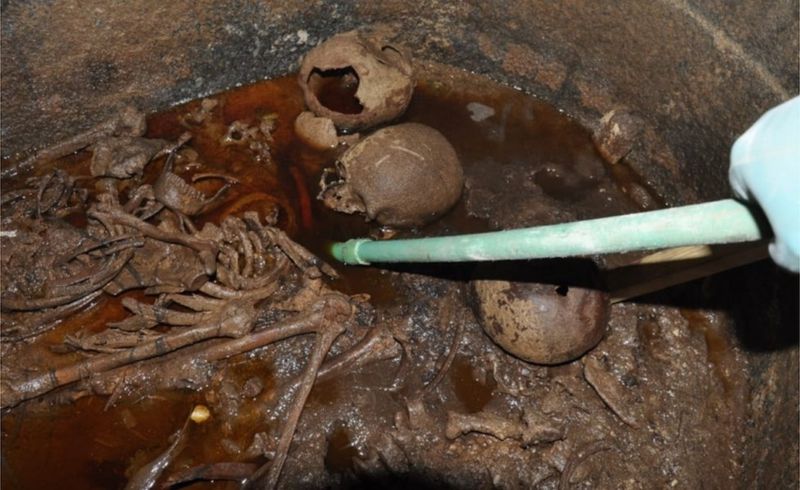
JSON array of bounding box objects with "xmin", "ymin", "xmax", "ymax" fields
[
  {"xmin": 242, "ymin": 213, "xmax": 338, "ymax": 279},
  {"xmin": 92, "ymin": 134, "xmax": 207, "ymax": 238},
  {"xmin": 90, "ymin": 132, "xmax": 190, "ymax": 179},
  {"xmin": 445, "ymin": 410, "xmax": 563, "ymax": 447},
  {"xmin": 220, "ymin": 115, "xmax": 277, "ymax": 163},
  {"xmin": 35, "ymin": 169, "xmax": 88, "ymax": 218},
  {"xmin": 0, "ymin": 179, "xmax": 127, "ymax": 334},
  {"xmin": 241, "ymin": 377, "xmax": 264, "ymax": 398},
  {"xmin": 403, "ymin": 396, "xmax": 433, "ymax": 431},
  {"xmin": 284, "ymin": 324, "xmax": 401, "ymax": 393},
  {"xmin": 559, "ymin": 439, "xmax": 614, "ymax": 490},
  {"xmin": 244, "ymin": 432, "xmax": 276, "ymax": 460},
  {"xmin": 1, "ymin": 169, "xmax": 87, "ymax": 219},
  {"xmin": 70, "ymin": 294, "xmax": 350, "ymax": 404},
  {"xmin": 89, "ymin": 203, "xmax": 218, "ymax": 275},
  {"xmin": 218, "ymin": 191, "xmax": 298, "ymax": 236},
  {"xmin": 583, "ymin": 353, "xmax": 644, "ymax": 429},
  {"xmin": 627, "ymin": 181, "xmax": 657, "ymax": 209},
  {"xmin": 0, "ymin": 291, "xmax": 101, "ymax": 342},
  {"xmin": 1, "ymin": 287, "xmax": 266, "ymax": 408},
  {"xmin": 244, "ymin": 294, "xmax": 353, "ymax": 489},
  {"xmin": 355, "ymin": 432, "xmax": 411, "ymax": 475},
  {"xmin": 64, "ymin": 326, "xmax": 162, "ymax": 353},
  {"xmin": 6, "ymin": 106, "xmax": 146, "ymax": 178},
  {"xmin": 592, "ymin": 109, "xmax": 643, "ymax": 164},
  {"xmin": 317, "ymin": 325, "xmax": 400, "ymax": 380},
  {"xmin": 423, "ymin": 299, "xmax": 465, "ymax": 393},
  {"xmin": 103, "ymin": 237, "xmax": 208, "ymax": 295},
  {"xmin": 181, "ymin": 98, "xmax": 219, "ymax": 126},
  {"xmin": 294, "ymin": 111, "xmax": 339, "ymax": 150},
  {"xmin": 152, "ymin": 147, "xmax": 237, "ymax": 222},
  {"xmin": 124, "ymin": 415, "xmax": 190, "ymax": 490},
  {"xmin": 1, "ymin": 220, "xmax": 140, "ymax": 312},
  {"xmin": 222, "ymin": 120, "xmax": 254, "ymax": 146},
  {"xmin": 163, "ymin": 462, "xmax": 259, "ymax": 488}
]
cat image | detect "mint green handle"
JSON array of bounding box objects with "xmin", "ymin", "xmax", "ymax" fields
[{"xmin": 331, "ymin": 199, "xmax": 766, "ymax": 265}]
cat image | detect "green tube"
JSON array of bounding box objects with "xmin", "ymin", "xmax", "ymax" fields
[{"xmin": 331, "ymin": 199, "xmax": 766, "ymax": 265}]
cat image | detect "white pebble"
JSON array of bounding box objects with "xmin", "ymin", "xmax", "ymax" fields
[{"xmin": 467, "ymin": 102, "xmax": 495, "ymax": 122}]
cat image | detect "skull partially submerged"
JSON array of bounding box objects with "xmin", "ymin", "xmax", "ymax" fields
[
  {"xmin": 318, "ymin": 123, "xmax": 464, "ymax": 227},
  {"xmin": 298, "ymin": 30, "xmax": 414, "ymax": 132},
  {"xmin": 471, "ymin": 262, "xmax": 609, "ymax": 365}
]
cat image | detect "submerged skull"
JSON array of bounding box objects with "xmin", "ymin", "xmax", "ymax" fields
[
  {"xmin": 298, "ymin": 30, "xmax": 414, "ymax": 132},
  {"xmin": 318, "ymin": 123, "xmax": 464, "ymax": 227},
  {"xmin": 471, "ymin": 262, "xmax": 609, "ymax": 365}
]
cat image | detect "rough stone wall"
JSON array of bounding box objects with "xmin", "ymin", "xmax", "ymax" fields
[{"xmin": 2, "ymin": 1, "xmax": 797, "ymax": 202}]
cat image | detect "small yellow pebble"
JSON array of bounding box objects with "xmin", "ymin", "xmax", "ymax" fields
[{"xmin": 190, "ymin": 404, "xmax": 211, "ymax": 424}]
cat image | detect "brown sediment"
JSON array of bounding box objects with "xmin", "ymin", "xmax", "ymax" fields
[{"xmin": 1, "ymin": 65, "xmax": 753, "ymax": 490}]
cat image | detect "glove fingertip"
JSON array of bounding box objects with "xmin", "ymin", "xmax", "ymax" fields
[{"xmin": 768, "ymin": 240, "xmax": 800, "ymax": 273}]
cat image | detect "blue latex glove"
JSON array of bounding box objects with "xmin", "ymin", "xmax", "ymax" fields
[{"xmin": 730, "ymin": 96, "xmax": 800, "ymax": 273}]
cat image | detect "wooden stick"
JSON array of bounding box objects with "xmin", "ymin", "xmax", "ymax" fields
[{"xmin": 605, "ymin": 241, "xmax": 770, "ymax": 303}]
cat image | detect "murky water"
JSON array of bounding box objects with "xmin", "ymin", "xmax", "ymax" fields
[{"xmin": 2, "ymin": 65, "xmax": 652, "ymax": 489}]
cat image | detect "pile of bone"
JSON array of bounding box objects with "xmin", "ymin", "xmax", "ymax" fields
[{"xmin": 0, "ymin": 107, "xmax": 374, "ymax": 489}]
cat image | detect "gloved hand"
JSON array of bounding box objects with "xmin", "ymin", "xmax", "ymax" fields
[{"xmin": 730, "ymin": 96, "xmax": 800, "ymax": 273}]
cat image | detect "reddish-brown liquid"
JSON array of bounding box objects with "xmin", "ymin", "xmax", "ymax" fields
[
  {"xmin": 324, "ymin": 425, "xmax": 359, "ymax": 474},
  {"xmin": 1, "ymin": 68, "xmax": 652, "ymax": 489},
  {"xmin": 449, "ymin": 356, "xmax": 496, "ymax": 413}
]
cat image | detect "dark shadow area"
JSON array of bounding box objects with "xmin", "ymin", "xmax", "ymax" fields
[
  {"xmin": 602, "ymin": 241, "xmax": 772, "ymax": 301},
  {"xmin": 301, "ymin": 471, "xmax": 482, "ymax": 489},
  {"xmin": 308, "ymin": 67, "xmax": 363, "ymax": 115},
  {"xmin": 619, "ymin": 260, "xmax": 798, "ymax": 352},
  {"xmin": 382, "ymin": 257, "xmax": 603, "ymax": 290}
]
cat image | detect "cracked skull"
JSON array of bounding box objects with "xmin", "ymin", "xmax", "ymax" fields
[{"xmin": 298, "ymin": 30, "xmax": 414, "ymax": 132}]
